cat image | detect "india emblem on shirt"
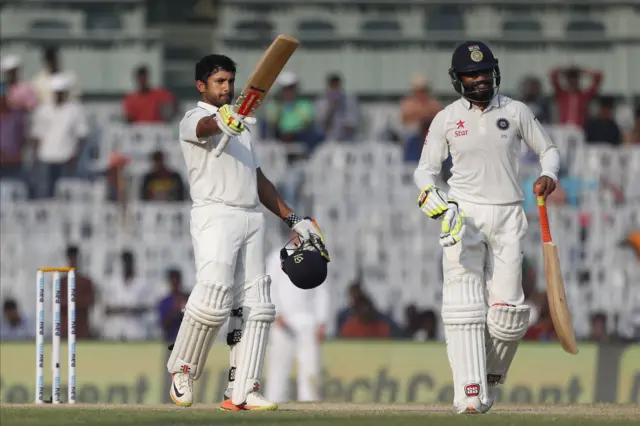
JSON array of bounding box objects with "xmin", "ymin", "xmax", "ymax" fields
[{"xmin": 496, "ymin": 118, "xmax": 510, "ymax": 131}]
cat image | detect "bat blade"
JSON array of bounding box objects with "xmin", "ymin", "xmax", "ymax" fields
[
  {"xmin": 543, "ymin": 241, "xmax": 579, "ymax": 355},
  {"xmin": 214, "ymin": 34, "xmax": 299, "ymax": 157}
]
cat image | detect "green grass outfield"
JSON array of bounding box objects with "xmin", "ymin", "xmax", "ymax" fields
[{"xmin": 1, "ymin": 403, "xmax": 639, "ymax": 426}]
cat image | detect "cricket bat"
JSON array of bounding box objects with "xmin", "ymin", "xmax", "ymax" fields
[
  {"xmin": 537, "ymin": 195, "xmax": 579, "ymax": 355},
  {"xmin": 213, "ymin": 34, "xmax": 299, "ymax": 157}
]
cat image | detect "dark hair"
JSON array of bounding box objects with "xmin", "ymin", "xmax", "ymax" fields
[
  {"xmin": 195, "ymin": 54, "xmax": 236, "ymax": 83},
  {"xmin": 4, "ymin": 299, "xmax": 17, "ymax": 311},
  {"xmin": 44, "ymin": 47, "xmax": 58, "ymax": 62},
  {"xmin": 121, "ymin": 250, "xmax": 134, "ymax": 263},
  {"xmin": 598, "ymin": 95, "xmax": 615, "ymax": 110},
  {"xmin": 151, "ymin": 150, "xmax": 164, "ymax": 162},
  {"xmin": 167, "ymin": 268, "xmax": 181, "ymax": 281},
  {"xmin": 327, "ymin": 73, "xmax": 342, "ymax": 85},
  {"xmin": 66, "ymin": 245, "xmax": 79, "ymax": 258},
  {"xmin": 136, "ymin": 65, "xmax": 149, "ymax": 77},
  {"xmin": 565, "ymin": 67, "xmax": 580, "ymax": 80}
]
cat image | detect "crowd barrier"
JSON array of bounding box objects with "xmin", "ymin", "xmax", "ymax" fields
[{"xmin": 1, "ymin": 341, "xmax": 637, "ymax": 404}]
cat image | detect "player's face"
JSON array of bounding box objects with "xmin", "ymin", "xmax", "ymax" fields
[
  {"xmin": 460, "ymin": 70, "xmax": 494, "ymax": 103},
  {"xmin": 199, "ymin": 70, "xmax": 235, "ymax": 107}
]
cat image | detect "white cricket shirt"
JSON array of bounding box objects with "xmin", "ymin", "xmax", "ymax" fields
[
  {"xmin": 31, "ymin": 101, "xmax": 88, "ymax": 163},
  {"xmin": 179, "ymin": 101, "xmax": 260, "ymax": 208},
  {"xmin": 414, "ymin": 94, "xmax": 560, "ymax": 205}
]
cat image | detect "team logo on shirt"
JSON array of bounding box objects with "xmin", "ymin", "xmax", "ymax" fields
[
  {"xmin": 454, "ymin": 119, "xmax": 468, "ymax": 137},
  {"xmin": 496, "ymin": 118, "xmax": 510, "ymax": 131}
]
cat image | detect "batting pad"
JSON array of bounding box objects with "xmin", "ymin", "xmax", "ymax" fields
[
  {"xmin": 225, "ymin": 291, "xmax": 246, "ymax": 395},
  {"xmin": 486, "ymin": 304, "xmax": 530, "ymax": 385},
  {"xmin": 231, "ymin": 275, "xmax": 276, "ymax": 405},
  {"xmin": 167, "ymin": 282, "xmax": 232, "ymax": 379},
  {"xmin": 441, "ymin": 275, "xmax": 491, "ymax": 410}
]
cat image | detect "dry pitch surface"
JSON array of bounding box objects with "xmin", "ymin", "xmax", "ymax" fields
[{"xmin": 1, "ymin": 403, "xmax": 639, "ymax": 426}]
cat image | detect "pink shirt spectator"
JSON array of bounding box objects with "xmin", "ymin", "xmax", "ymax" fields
[{"xmin": 7, "ymin": 81, "xmax": 38, "ymax": 111}]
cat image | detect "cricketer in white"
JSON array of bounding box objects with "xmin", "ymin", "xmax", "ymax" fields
[
  {"xmin": 264, "ymin": 238, "xmax": 330, "ymax": 403},
  {"xmin": 167, "ymin": 54, "xmax": 323, "ymax": 411},
  {"xmin": 414, "ymin": 41, "xmax": 560, "ymax": 415}
]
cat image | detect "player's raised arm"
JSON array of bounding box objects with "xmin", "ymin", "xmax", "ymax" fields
[{"xmin": 516, "ymin": 102, "xmax": 560, "ymax": 199}]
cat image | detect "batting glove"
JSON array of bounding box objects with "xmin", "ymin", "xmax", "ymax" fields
[
  {"xmin": 214, "ymin": 104, "xmax": 257, "ymax": 138},
  {"xmin": 286, "ymin": 213, "xmax": 330, "ymax": 262},
  {"xmin": 439, "ymin": 202, "xmax": 466, "ymax": 247},
  {"xmin": 417, "ymin": 185, "xmax": 450, "ymax": 219}
]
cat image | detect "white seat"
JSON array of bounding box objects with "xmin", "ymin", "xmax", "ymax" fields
[{"xmin": 0, "ymin": 179, "xmax": 29, "ymax": 202}]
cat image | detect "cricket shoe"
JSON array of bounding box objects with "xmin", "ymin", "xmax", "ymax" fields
[
  {"xmin": 455, "ymin": 397, "xmax": 491, "ymax": 415},
  {"xmin": 220, "ymin": 390, "xmax": 278, "ymax": 411},
  {"xmin": 170, "ymin": 372, "xmax": 193, "ymax": 407}
]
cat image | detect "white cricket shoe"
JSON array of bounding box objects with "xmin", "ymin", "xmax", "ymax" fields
[
  {"xmin": 170, "ymin": 372, "xmax": 193, "ymax": 407},
  {"xmin": 220, "ymin": 389, "xmax": 278, "ymax": 411}
]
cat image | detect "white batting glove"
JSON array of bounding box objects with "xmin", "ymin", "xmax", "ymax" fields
[
  {"xmin": 417, "ymin": 185, "xmax": 450, "ymax": 219},
  {"xmin": 439, "ymin": 202, "xmax": 466, "ymax": 247},
  {"xmin": 286, "ymin": 214, "xmax": 330, "ymax": 262},
  {"xmin": 214, "ymin": 104, "xmax": 257, "ymax": 138}
]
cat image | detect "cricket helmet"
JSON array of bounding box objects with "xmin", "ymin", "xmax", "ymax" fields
[
  {"xmin": 280, "ymin": 233, "xmax": 329, "ymax": 290},
  {"xmin": 449, "ymin": 41, "xmax": 501, "ymax": 103}
]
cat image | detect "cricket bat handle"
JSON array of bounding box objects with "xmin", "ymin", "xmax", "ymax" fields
[
  {"xmin": 537, "ymin": 195, "xmax": 552, "ymax": 243},
  {"xmin": 213, "ymin": 134, "xmax": 231, "ymax": 157}
]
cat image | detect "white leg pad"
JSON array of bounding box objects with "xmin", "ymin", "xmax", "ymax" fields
[
  {"xmin": 486, "ymin": 304, "xmax": 530, "ymax": 385},
  {"xmin": 167, "ymin": 281, "xmax": 232, "ymax": 380},
  {"xmin": 441, "ymin": 275, "xmax": 491, "ymax": 413},
  {"xmin": 225, "ymin": 292, "xmax": 245, "ymax": 396},
  {"xmin": 231, "ymin": 275, "xmax": 276, "ymax": 405}
]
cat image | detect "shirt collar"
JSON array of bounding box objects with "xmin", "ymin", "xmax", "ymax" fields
[
  {"xmin": 461, "ymin": 95, "xmax": 501, "ymax": 111},
  {"xmin": 197, "ymin": 101, "xmax": 218, "ymax": 114}
]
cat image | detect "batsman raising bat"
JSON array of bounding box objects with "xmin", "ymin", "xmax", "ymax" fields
[
  {"xmin": 414, "ymin": 41, "xmax": 560, "ymax": 414},
  {"xmin": 167, "ymin": 46, "xmax": 328, "ymax": 411}
]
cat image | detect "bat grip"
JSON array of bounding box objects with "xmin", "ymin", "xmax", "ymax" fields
[
  {"xmin": 537, "ymin": 196, "xmax": 552, "ymax": 243},
  {"xmin": 213, "ymin": 134, "xmax": 231, "ymax": 157}
]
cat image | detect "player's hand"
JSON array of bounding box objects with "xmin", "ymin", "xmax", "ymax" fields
[
  {"xmin": 439, "ymin": 202, "xmax": 466, "ymax": 247},
  {"xmin": 214, "ymin": 104, "xmax": 257, "ymax": 138},
  {"xmin": 533, "ymin": 176, "xmax": 556, "ymax": 201},
  {"xmin": 291, "ymin": 217, "xmax": 330, "ymax": 262},
  {"xmin": 417, "ymin": 185, "xmax": 450, "ymax": 219}
]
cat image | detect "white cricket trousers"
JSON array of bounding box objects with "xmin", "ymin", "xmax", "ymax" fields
[
  {"xmin": 442, "ymin": 200, "xmax": 528, "ymax": 306},
  {"xmin": 265, "ymin": 321, "xmax": 321, "ymax": 402},
  {"xmin": 191, "ymin": 203, "xmax": 266, "ymax": 290}
]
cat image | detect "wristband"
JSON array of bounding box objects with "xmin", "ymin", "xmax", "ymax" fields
[{"xmin": 283, "ymin": 212, "xmax": 301, "ymax": 228}]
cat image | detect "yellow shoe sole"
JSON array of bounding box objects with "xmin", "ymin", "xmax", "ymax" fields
[{"xmin": 170, "ymin": 392, "xmax": 193, "ymax": 407}]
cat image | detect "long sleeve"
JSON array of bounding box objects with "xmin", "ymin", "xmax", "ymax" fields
[
  {"xmin": 413, "ymin": 110, "xmax": 449, "ymax": 190},
  {"xmin": 517, "ymin": 102, "xmax": 560, "ymax": 182}
]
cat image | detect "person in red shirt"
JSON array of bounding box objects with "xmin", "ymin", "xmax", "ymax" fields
[
  {"xmin": 550, "ymin": 66, "xmax": 602, "ymax": 128},
  {"xmin": 122, "ymin": 65, "xmax": 177, "ymax": 123},
  {"xmin": 339, "ymin": 296, "xmax": 391, "ymax": 339}
]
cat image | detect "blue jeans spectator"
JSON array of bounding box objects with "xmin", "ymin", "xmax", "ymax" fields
[{"xmin": 32, "ymin": 161, "xmax": 77, "ymax": 199}]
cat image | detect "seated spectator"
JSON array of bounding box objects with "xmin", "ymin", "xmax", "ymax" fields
[
  {"xmin": 623, "ymin": 106, "xmax": 640, "ymax": 144},
  {"xmin": 315, "ymin": 72, "xmax": 360, "ymax": 142},
  {"xmin": 550, "ymin": 66, "xmax": 602, "ymax": 128},
  {"xmin": 412, "ymin": 309, "xmax": 438, "ymax": 341},
  {"xmin": 102, "ymin": 251, "xmax": 158, "ymax": 341},
  {"xmin": 523, "ymin": 293, "xmax": 556, "ymax": 341},
  {"xmin": 339, "ymin": 296, "xmax": 392, "ymax": 339},
  {"xmin": 31, "ymin": 73, "xmax": 88, "ymax": 198},
  {"xmin": 263, "ymin": 72, "xmax": 319, "ymax": 153},
  {"xmin": 400, "ymin": 75, "xmax": 441, "ymax": 141},
  {"xmin": 336, "ymin": 280, "xmax": 365, "ymax": 331},
  {"xmin": 0, "ymin": 299, "xmax": 34, "ymax": 340},
  {"xmin": 140, "ymin": 150, "xmax": 186, "ymax": 201},
  {"xmin": 105, "ymin": 151, "xmax": 131, "ymax": 203},
  {"xmin": 123, "ymin": 65, "xmax": 177, "ymax": 123},
  {"xmin": 589, "ymin": 312, "xmax": 611, "ymax": 342},
  {"xmin": 61, "ymin": 245, "xmax": 96, "ymax": 339},
  {"xmin": 520, "ymin": 76, "xmax": 550, "ymax": 124},
  {"xmin": 1, "ymin": 54, "xmax": 37, "ymax": 111},
  {"xmin": 0, "ymin": 82, "xmax": 27, "ymax": 181},
  {"xmin": 403, "ymin": 304, "xmax": 420, "ymax": 338},
  {"xmin": 32, "ymin": 47, "xmax": 81, "ymax": 105},
  {"xmin": 157, "ymin": 268, "xmax": 189, "ymax": 344},
  {"xmin": 584, "ymin": 96, "xmax": 622, "ymax": 145}
]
